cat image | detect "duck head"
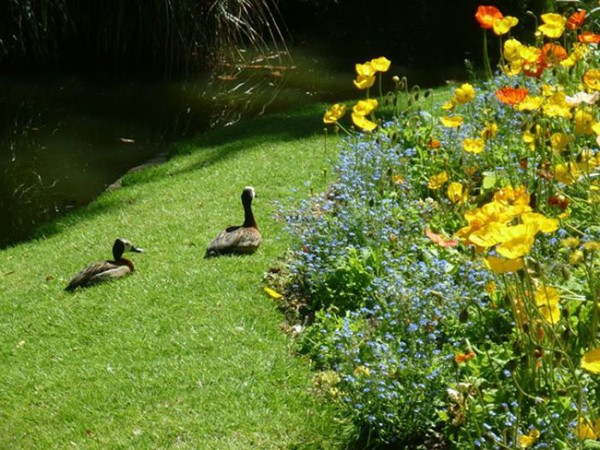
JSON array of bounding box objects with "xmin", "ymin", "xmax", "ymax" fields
[
  {"xmin": 242, "ymin": 186, "xmax": 256, "ymax": 203},
  {"xmin": 112, "ymin": 238, "xmax": 144, "ymax": 260}
]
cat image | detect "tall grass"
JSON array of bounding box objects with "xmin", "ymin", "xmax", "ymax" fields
[{"xmin": 0, "ymin": 0, "xmax": 285, "ymax": 75}]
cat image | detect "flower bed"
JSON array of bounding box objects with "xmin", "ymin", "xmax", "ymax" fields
[{"xmin": 272, "ymin": 4, "xmax": 600, "ymax": 449}]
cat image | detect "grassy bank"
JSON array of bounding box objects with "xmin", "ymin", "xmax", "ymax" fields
[{"xmin": 0, "ymin": 104, "xmax": 352, "ymax": 449}]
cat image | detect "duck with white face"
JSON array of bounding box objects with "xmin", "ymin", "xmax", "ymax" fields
[
  {"xmin": 64, "ymin": 238, "xmax": 144, "ymax": 291},
  {"xmin": 205, "ymin": 186, "xmax": 262, "ymax": 257}
]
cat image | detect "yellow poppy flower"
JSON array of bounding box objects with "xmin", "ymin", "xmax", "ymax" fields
[
  {"xmin": 583, "ymin": 241, "xmax": 600, "ymax": 251},
  {"xmin": 535, "ymin": 285, "xmax": 561, "ymax": 324},
  {"xmin": 581, "ymin": 348, "xmax": 600, "ymax": 374},
  {"xmin": 454, "ymin": 83, "xmax": 475, "ymax": 104},
  {"xmin": 574, "ymin": 417, "xmax": 600, "ymax": 440},
  {"xmin": 353, "ymin": 99, "xmax": 377, "ymax": 116},
  {"xmin": 440, "ymin": 116, "xmax": 464, "ymax": 128},
  {"xmin": 484, "ymin": 255, "xmax": 524, "ymax": 274},
  {"xmin": 516, "ymin": 95, "xmax": 543, "ymax": 111},
  {"xmin": 467, "ymin": 222, "xmax": 507, "ymax": 248},
  {"xmin": 495, "ymin": 223, "xmax": 538, "ymax": 259},
  {"xmin": 463, "ymin": 138, "xmax": 485, "ymax": 154},
  {"xmin": 447, "ymin": 182, "xmax": 468, "ymax": 204},
  {"xmin": 538, "ymin": 13, "xmax": 566, "ymax": 39},
  {"xmin": 594, "ymin": 122, "xmax": 600, "ymax": 136},
  {"xmin": 354, "ymin": 365, "xmax": 372, "ymax": 377},
  {"xmin": 503, "ymin": 38, "xmax": 523, "ymax": 62},
  {"xmin": 554, "ymin": 163, "xmax": 580, "ymax": 185},
  {"xmin": 485, "ymin": 281, "xmax": 497, "ymax": 294},
  {"xmin": 542, "ymin": 93, "xmax": 572, "ymax": 119},
  {"xmin": 370, "ymin": 56, "xmax": 391, "ymax": 72},
  {"xmin": 562, "ymin": 43, "xmax": 589, "ymax": 69},
  {"xmin": 493, "ymin": 16, "xmax": 518, "ymax": 36},
  {"xmin": 480, "ymin": 122, "xmax": 498, "ymax": 139},
  {"xmin": 522, "ymin": 130, "xmax": 536, "ymax": 151},
  {"xmin": 583, "ymin": 69, "xmax": 600, "ymax": 91},
  {"xmin": 428, "ymin": 171, "xmax": 448, "ymax": 190},
  {"xmin": 323, "ymin": 103, "xmax": 347, "ymax": 124},
  {"xmin": 442, "ymin": 100, "xmax": 456, "ymax": 111},
  {"xmin": 574, "ymin": 110, "xmax": 595, "ymax": 135},
  {"xmin": 503, "ymin": 60, "xmax": 523, "ymax": 76},
  {"xmin": 493, "ymin": 185, "xmax": 531, "ymax": 207},
  {"xmin": 550, "ymin": 132, "xmax": 571, "ymax": 152},
  {"xmin": 519, "ymin": 45, "xmax": 542, "ymax": 63},
  {"xmin": 353, "ymin": 74, "xmax": 376, "ymax": 90},
  {"xmin": 561, "ymin": 237, "xmax": 580, "ymax": 248},
  {"xmin": 518, "ymin": 429, "xmax": 540, "ymax": 448},
  {"xmin": 355, "ymin": 61, "xmax": 375, "ymax": 77},
  {"xmin": 351, "ymin": 113, "xmax": 377, "ymax": 132},
  {"xmin": 520, "ymin": 212, "xmax": 559, "ymax": 234}
]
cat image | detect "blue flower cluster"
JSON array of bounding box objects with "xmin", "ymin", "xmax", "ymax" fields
[{"xmin": 284, "ymin": 118, "xmax": 496, "ymax": 445}]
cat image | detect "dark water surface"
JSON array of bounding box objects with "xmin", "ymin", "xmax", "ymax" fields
[
  {"xmin": 0, "ymin": 45, "xmax": 460, "ymax": 249},
  {"xmin": 0, "ymin": 45, "xmax": 362, "ymax": 248}
]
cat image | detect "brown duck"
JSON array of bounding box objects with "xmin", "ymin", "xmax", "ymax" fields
[
  {"xmin": 205, "ymin": 186, "xmax": 262, "ymax": 257},
  {"xmin": 65, "ymin": 238, "xmax": 144, "ymax": 291}
]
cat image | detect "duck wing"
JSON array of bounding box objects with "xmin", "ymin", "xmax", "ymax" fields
[
  {"xmin": 65, "ymin": 260, "xmax": 130, "ymax": 291},
  {"xmin": 205, "ymin": 226, "xmax": 262, "ymax": 257}
]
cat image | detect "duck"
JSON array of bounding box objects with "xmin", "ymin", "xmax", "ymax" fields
[
  {"xmin": 205, "ymin": 186, "xmax": 262, "ymax": 257},
  {"xmin": 64, "ymin": 238, "xmax": 144, "ymax": 291}
]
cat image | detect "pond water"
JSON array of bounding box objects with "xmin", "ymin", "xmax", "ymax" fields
[{"xmin": 0, "ymin": 45, "xmax": 459, "ymax": 249}]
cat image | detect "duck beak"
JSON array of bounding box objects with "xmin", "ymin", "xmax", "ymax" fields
[{"xmin": 131, "ymin": 246, "xmax": 144, "ymax": 253}]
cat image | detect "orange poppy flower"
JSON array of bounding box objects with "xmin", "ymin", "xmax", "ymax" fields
[
  {"xmin": 455, "ymin": 351, "xmax": 476, "ymax": 364},
  {"xmin": 495, "ymin": 87, "xmax": 529, "ymax": 105},
  {"xmin": 424, "ymin": 227, "xmax": 459, "ymax": 247},
  {"xmin": 567, "ymin": 9, "xmax": 586, "ymax": 30},
  {"xmin": 475, "ymin": 5, "xmax": 504, "ymax": 29},
  {"xmin": 578, "ymin": 31, "xmax": 600, "ymax": 44},
  {"xmin": 541, "ymin": 43, "xmax": 567, "ymax": 66}
]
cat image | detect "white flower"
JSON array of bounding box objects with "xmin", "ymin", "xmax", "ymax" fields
[{"xmin": 566, "ymin": 91, "xmax": 600, "ymax": 106}]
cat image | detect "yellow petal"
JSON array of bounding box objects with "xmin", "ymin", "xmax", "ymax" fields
[
  {"xmin": 484, "ymin": 256, "xmax": 524, "ymax": 274},
  {"xmin": 520, "ymin": 212, "xmax": 559, "ymax": 233},
  {"xmin": 351, "ymin": 113, "xmax": 377, "ymax": 132},
  {"xmin": 323, "ymin": 103, "xmax": 347, "ymax": 124},
  {"xmin": 495, "ymin": 223, "xmax": 538, "ymax": 259},
  {"xmin": 353, "ymin": 99, "xmax": 378, "ymax": 116},
  {"xmin": 581, "ymin": 348, "xmax": 600, "ymax": 374},
  {"xmin": 353, "ymin": 74, "xmax": 376, "ymax": 90},
  {"xmin": 440, "ymin": 116, "xmax": 464, "ymax": 128},
  {"xmin": 264, "ymin": 287, "xmax": 282, "ymax": 299},
  {"xmin": 355, "ymin": 62, "xmax": 375, "ymax": 77},
  {"xmin": 463, "ymin": 138, "xmax": 485, "ymax": 154},
  {"xmin": 370, "ymin": 56, "xmax": 391, "ymax": 72}
]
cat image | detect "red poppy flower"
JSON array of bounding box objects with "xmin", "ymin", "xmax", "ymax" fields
[
  {"xmin": 578, "ymin": 31, "xmax": 600, "ymax": 44},
  {"xmin": 567, "ymin": 10, "xmax": 586, "ymax": 30},
  {"xmin": 541, "ymin": 43, "xmax": 567, "ymax": 66},
  {"xmin": 548, "ymin": 194, "xmax": 570, "ymax": 210},
  {"xmin": 475, "ymin": 5, "xmax": 504, "ymax": 29},
  {"xmin": 495, "ymin": 87, "xmax": 529, "ymax": 105}
]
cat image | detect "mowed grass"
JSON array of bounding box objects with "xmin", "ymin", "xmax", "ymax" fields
[{"xmin": 0, "ymin": 104, "xmax": 352, "ymax": 449}]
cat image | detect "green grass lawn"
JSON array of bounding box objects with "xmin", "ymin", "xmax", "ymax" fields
[{"xmin": 0, "ymin": 104, "xmax": 353, "ymax": 449}]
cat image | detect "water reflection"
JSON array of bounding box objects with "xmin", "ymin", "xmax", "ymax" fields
[
  {"xmin": 0, "ymin": 45, "xmax": 458, "ymax": 249},
  {"xmin": 0, "ymin": 47, "xmax": 358, "ymax": 249}
]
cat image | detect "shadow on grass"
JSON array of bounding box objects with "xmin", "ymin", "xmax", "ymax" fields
[
  {"xmin": 28, "ymin": 102, "xmax": 329, "ymax": 244},
  {"xmin": 135, "ymin": 102, "xmax": 329, "ymax": 183}
]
